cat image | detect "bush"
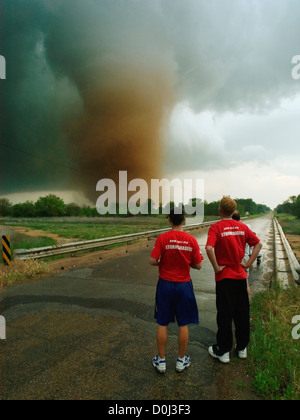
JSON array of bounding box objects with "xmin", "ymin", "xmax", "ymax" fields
[
  {"xmin": 0, "ymin": 198, "xmax": 12, "ymax": 216},
  {"xmin": 276, "ymin": 195, "xmax": 300, "ymax": 219},
  {"xmin": 12, "ymin": 201, "xmax": 36, "ymax": 217},
  {"xmin": 35, "ymin": 195, "xmax": 66, "ymax": 217}
]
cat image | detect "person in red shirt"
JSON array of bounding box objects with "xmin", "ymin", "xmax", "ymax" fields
[
  {"xmin": 150, "ymin": 208, "xmax": 203, "ymax": 373},
  {"xmin": 206, "ymin": 197, "xmax": 262, "ymax": 364}
]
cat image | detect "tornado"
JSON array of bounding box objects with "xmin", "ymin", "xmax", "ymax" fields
[{"xmin": 40, "ymin": 0, "xmax": 177, "ymax": 201}]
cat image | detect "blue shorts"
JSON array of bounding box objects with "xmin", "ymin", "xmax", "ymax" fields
[{"xmin": 155, "ymin": 278, "xmax": 199, "ymax": 327}]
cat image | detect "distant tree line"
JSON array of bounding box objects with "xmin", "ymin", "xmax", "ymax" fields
[
  {"xmin": 0, "ymin": 194, "xmax": 270, "ymax": 218},
  {"xmin": 204, "ymin": 198, "xmax": 270, "ymax": 217},
  {"xmin": 0, "ymin": 195, "xmax": 98, "ymax": 218},
  {"xmin": 275, "ymin": 195, "xmax": 300, "ymax": 219}
]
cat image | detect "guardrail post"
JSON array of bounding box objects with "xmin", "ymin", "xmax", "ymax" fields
[{"xmin": 2, "ymin": 235, "xmax": 12, "ymax": 266}]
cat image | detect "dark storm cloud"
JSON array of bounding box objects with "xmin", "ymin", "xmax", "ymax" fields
[{"xmin": 164, "ymin": 0, "xmax": 300, "ymax": 112}]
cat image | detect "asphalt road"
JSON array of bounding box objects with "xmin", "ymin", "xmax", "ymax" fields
[{"xmin": 0, "ymin": 214, "xmax": 274, "ymax": 400}]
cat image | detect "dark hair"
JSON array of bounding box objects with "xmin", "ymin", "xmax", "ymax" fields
[
  {"xmin": 232, "ymin": 210, "xmax": 241, "ymax": 221},
  {"xmin": 169, "ymin": 207, "xmax": 185, "ymax": 226}
]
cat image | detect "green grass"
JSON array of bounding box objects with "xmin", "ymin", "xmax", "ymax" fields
[
  {"xmin": 2, "ymin": 217, "xmax": 171, "ymax": 241},
  {"xmin": 1, "ymin": 218, "xmax": 171, "ymax": 263},
  {"xmin": 2, "ymin": 215, "xmax": 220, "ymax": 242},
  {"xmin": 249, "ymin": 283, "xmax": 300, "ymax": 400},
  {"xmin": 1, "ymin": 234, "xmax": 57, "ymax": 266},
  {"xmin": 11, "ymin": 234, "xmax": 57, "ymax": 251},
  {"xmin": 276, "ymin": 214, "xmax": 300, "ymax": 236},
  {"xmin": 1, "ymin": 214, "xmax": 257, "ymax": 243}
]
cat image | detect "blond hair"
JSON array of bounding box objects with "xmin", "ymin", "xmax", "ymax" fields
[{"xmin": 219, "ymin": 197, "xmax": 237, "ymax": 217}]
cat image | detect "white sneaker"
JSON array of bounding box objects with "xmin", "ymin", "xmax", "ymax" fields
[
  {"xmin": 208, "ymin": 346, "xmax": 230, "ymax": 364},
  {"xmin": 238, "ymin": 348, "xmax": 248, "ymax": 359},
  {"xmin": 176, "ymin": 355, "xmax": 191, "ymax": 373},
  {"xmin": 152, "ymin": 355, "xmax": 166, "ymax": 374}
]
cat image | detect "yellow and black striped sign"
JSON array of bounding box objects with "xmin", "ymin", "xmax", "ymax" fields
[{"xmin": 2, "ymin": 235, "xmax": 12, "ymax": 266}]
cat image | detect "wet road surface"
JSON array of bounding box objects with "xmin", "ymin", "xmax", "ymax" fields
[{"xmin": 0, "ymin": 214, "xmax": 274, "ymax": 400}]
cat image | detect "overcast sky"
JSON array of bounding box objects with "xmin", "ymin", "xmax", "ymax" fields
[{"xmin": 1, "ymin": 0, "xmax": 300, "ymax": 209}]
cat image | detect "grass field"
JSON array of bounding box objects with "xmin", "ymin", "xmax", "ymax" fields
[
  {"xmin": 248, "ymin": 213, "xmax": 300, "ymax": 400},
  {"xmin": 249, "ymin": 282, "xmax": 300, "ymax": 400},
  {"xmin": 0, "ymin": 216, "xmax": 172, "ymax": 269},
  {"xmin": 276, "ymin": 214, "xmax": 300, "ymax": 235},
  {"xmin": 1, "ymin": 215, "xmax": 221, "ymax": 244},
  {"xmin": 11, "ymin": 234, "xmax": 57, "ymax": 252},
  {"xmin": 276, "ymin": 214, "xmax": 300, "ymax": 259},
  {"xmin": 1, "ymin": 216, "xmax": 172, "ymax": 242}
]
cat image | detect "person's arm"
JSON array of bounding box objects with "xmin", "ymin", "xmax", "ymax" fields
[
  {"xmin": 241, "ymin": 242, "xmax": 262, "ymax": 270},
  {"xmin": 190, "ymin": 239, "xmax": 204, "ymax": 270},
  {"xmin": 150, "ymin": 236, "xmax": 162, "ymax": 267},
  {"xmin": 206, "ymin": 245, "xmax": 226, "ymax": 274},
  {"xmin": 190, "ymin": 262, "xmax": 203, "ymax": 270},
  {"xmin": 150, "ymin": 257, "xmax": 160, "ymax": 267}
]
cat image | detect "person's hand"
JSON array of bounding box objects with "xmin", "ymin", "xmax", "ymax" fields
[
  {"xmin": 241, "ymin": 262, "xmax": 250, "ymax": 271},
  {"xmin": 150, "ymin": 257, "xmax": 160, "ymax": 267},
  {"xmin": 215, "ymin": 265, "xmax": 226, "ymax": 274}
]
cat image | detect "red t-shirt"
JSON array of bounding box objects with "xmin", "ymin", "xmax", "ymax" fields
[
  {"xmin": 206, "ymin": 220, "xmax": 260, "ymax": 282},
  {"xmin": 151, "ymin": 230, "xmax": 204, "ymax": 283}
]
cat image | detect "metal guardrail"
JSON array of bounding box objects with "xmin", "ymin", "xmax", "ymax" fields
[
  {"xmin": 14, "ymin": 220, "xmax": 214, "ymax": 261},
  {"xmin": 274, "ymin": 217, "xmax": 300, "ymax": 285}
]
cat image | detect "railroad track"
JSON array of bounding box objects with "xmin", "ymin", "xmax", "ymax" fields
[{"xmin": 273, "ymin": 217, "xmax": 300, "ymax": 287}]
